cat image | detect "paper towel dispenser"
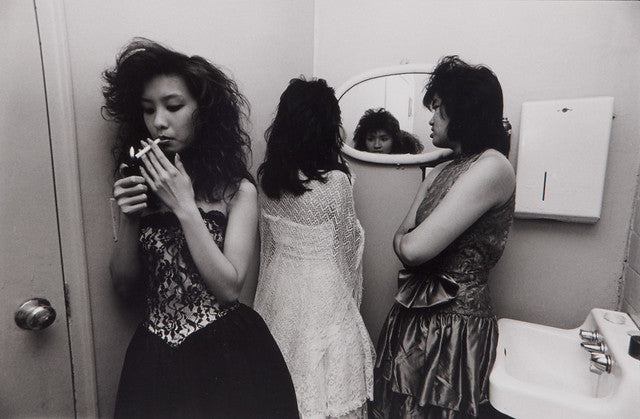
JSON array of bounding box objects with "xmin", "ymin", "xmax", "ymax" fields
[{"xmin": 514, "ymin": 96, "xmax": 614, "ymax": 223}]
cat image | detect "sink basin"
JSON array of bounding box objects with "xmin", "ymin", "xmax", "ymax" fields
[{"xmin": 490, "ymin": 308, "xmax": 640, "ymax": 418}]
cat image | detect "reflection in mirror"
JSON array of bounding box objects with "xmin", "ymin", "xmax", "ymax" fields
[
  {"xmin": 336, "ymin": 65, "xmax": 456, "ymax": 165},
  {"xmin": 340, "ymin": 73, "xmax": 438, "ymax": 155},
  {"xmin": 352, "ymin": 108, "xmax": 424, "ymax": 154}
]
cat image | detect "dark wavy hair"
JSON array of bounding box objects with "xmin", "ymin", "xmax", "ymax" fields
[
  {"xmin": 258, "ymin": 78, "xmax": 350, "ymax": 199},
  {"xmin": 102, "ymin": 37, "xmax": 253, "ymax": 202},
  {"xmin": 353, "ymin": 108, "xmax": 400, "ymax": 151},
  {"xmin": 353, "ymin": 108, "xmax": 423, "ymax": 154},
  {"xmin": 423, "ymin": 55, "xmax": 510, "ymax": 157}
]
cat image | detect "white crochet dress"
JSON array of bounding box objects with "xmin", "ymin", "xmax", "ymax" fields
[{"xmin": 254, "ymin": 170, "xmax": 375, "ymax": 419}]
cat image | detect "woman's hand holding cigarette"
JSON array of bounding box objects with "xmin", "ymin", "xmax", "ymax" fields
[
  {"xmin": 139, "ymin": 138, "xmax": 195, "ymax": 216},
  {"xmin": 135, "ymin": 138, "xmax": 161, "ymax": 158}
]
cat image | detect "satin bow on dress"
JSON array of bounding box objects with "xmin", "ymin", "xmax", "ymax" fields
[
  {"xmin": 371, "ymin": 153, "xmax": 515, "ymax": 418},
  {"xmin": 395, "ymin": 267, "xmax": 460, "ymax": 309}
]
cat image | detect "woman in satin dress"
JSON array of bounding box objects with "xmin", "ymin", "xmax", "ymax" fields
[{"xmin": 370, "ymin": 56, "xmax": 516, "ymax": 418}]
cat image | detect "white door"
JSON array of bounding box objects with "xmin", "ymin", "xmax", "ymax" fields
[
  {"xmin": 0, "ymin": 1, "xmax": 75, "ymax": 416},
  {"xmin": 385, "ymin": 74, "xmax": 414, "ymax": 132}
]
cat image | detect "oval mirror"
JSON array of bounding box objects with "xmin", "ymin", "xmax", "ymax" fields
[{"xmin": 336, "ymin": 64, "xmax": 454, "ymax": 165}]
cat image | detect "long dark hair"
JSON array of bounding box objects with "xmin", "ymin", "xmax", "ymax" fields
[
  {"xmin": 258, "ymin": 77, "xmax": 350, "ymax": 199},
  {"xmin": 423, "ymin": 55, "xmax": 510, "ymax": 157},
  {"xmin": 102, "ymin": 37, "xmax": 254, "ymax": 201}
]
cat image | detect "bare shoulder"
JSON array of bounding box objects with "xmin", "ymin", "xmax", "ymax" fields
[
  {"xmin": 473, "ymin": 150, "xmax": 515, "ymax": 182},
  {"xmin": 228, "ymin": 178, "xmax": 258, "ymax": 208},
  {"xmin": 476, "ymin": 148, "xmax": 512, "ymax": 165},
  {"xmin": 464, "ymin": 149, "xmax": 515, "ymax": 202},
  {"xmin": 237, "ymin": 178, "xmax": 257, "ymax": 195}
]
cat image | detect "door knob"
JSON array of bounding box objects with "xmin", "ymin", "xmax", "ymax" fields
[{"xmin": 15, "ymin": 298, "xmax": 57, "ymax": 330}]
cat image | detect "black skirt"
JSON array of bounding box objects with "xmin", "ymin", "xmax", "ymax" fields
[{"xmin": 114, "ymin": 303, "xmax": 299, "ymax": 419}]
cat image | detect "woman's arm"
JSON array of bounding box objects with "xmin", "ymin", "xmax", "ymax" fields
[
  {"xmin": 110, "ymin": 173, "xmax": 148, "ymax": 298},
  {"xmin": 396, "ymin": 152, "xmax": 515, "ymax": 267},
  {"xmin": 178, "ymin": 179, "xmax": 257, "ymax": 304},
  {"xmin": 140, "ymin": 140, "xmax": 257, "ymax": 304},
  {"xmin": 393, "ymin": 162, "xmax": 448, "ymax": 260}
]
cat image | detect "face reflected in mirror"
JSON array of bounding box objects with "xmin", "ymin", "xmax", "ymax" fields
[
  {"xmin": 339, "ymin": 73, "xmax": 437, "ymax": 155},
  {"xmin": 353, "ymin": 108, "xmax": 424, "ymax": 154},
  {"xmin": 365, "ymin": 129, "xmax": 393, "ymax": 153}
]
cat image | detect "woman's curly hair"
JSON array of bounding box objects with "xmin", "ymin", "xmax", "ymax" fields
[
  {"xmin": 102, "ymin": 37, "xmax": 253, "ymax": 201},
  {"xmin": 423, "ymin": 55, "xmax": 510, "ymax": 157},
  {"xmin": 352, "ymin": 108, "xmax": 423, "ymax": 154},
  {"xmin": 258, "ymin": 77, "xmax": 350, "ymax": 199},
  {"xmin": 353, "ymin": 108, "xmax": 401, "ymax": 152}
]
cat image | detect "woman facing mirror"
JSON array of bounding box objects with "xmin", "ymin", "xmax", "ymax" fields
[
  {"xmin": 336, "ymin": 67, "xmax": 457, "ymax": 165},
  {"xmin": 255, "ymin": 78, "xmax": 375, "ymax": 418},
  {"xmin": 370, "ymin": 56, "xmax": 516, "ymax": 418},
  {"xmin": 104, "ymin": 38, "xmax": 298, "ymax": 418},
  {"xmin": 353, "ymin": 108, "xmax": 424, "ymax": 154}
]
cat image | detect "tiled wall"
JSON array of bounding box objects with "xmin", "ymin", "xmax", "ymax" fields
[{"xmin": 622, "ymin": 185, "xmax": 640, "ymax": 326}]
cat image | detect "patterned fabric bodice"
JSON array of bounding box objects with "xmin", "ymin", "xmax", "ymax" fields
[
  {"xmin": 264, "ymin": 214, "xmax": 336, "ymax": 260},
  {"xmin": 139, "ymin": 208, "xmax": 238, "ymax": 347},
  {"xmin": 417, "ymin": 154, "xmax": 515, "ymax": 276},
  {"xmin": 257, "ymin": 170, "xmax": 366, "ymax": 306},
  {"xmin": 396, "ymin": 153, "xmax": 515, "ymax": 315}
]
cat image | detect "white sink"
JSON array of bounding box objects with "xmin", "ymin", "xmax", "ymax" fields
[{"xmin": 490, "ymin": 308, "xmax": 640, "ymax": 418}]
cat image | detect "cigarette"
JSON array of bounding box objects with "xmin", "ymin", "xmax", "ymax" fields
[{"xmin": 135, "ymin": 138, "xmax": 161, "ymax": 159}]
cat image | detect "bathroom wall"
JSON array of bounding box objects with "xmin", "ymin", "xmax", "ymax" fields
[
  {"xmin": 42, "ymin": 0, "xmax": 640, "ymax": 414},
  {"xmin": 314, "ymin": 0, "xmax": 640, "ymax": 341},
  {"xmin": 61, "ymin": 0, "xmax": 314, "ymax": 415},
  {"xmin": 622, "ymin": 186, "xmax": 640, "ymax": 326}
]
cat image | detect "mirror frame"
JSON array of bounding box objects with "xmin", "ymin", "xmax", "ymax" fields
[{"xmin": 336, "ymin": 64, "xmax": 454, "ymax": 165}]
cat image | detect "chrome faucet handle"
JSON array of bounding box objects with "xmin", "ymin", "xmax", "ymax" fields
[
  {"xmin": 579, "ymin": 329, "xmax": 601, "ymax": 342},
  {"xmin": 589, "ymin": 353, "xmax": 613, "ymax": 374},
  {"xmin": 581, "ymin": 341, "xmax": 607, "ymax": 353}
]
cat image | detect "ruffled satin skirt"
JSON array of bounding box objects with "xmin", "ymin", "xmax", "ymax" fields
[{"xmin": 370, "ymin": 284, "xmax": 498, "ymax": 418}]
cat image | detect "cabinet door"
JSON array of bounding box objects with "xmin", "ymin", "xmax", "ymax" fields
[{"xmin": 0, "ymin": 1, "xmax": 75, "ymax": 416}]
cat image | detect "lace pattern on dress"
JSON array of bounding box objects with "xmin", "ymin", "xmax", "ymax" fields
[
  {"xmin": 254, "ymin": 170, "xmax": 374, "ymax": 418},
  {"xmin": 139, "ymin": 209, "xmax": 238, "ymax": 347}
]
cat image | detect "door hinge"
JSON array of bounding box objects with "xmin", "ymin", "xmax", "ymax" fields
[{"xmin": 63, "ymin": 282, "xmax": 71, "ymax": 317}]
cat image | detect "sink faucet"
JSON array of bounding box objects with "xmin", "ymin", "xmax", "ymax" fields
[
  {"xmin": 580, "ymin": 329, "xmax": 613, "ymax": 374},
  {"xmin": 581, "ymin": 341, "xmax": 607, "ymax": 353},
  {"xmin": 589, "ymin": 352, "xmax": 613, "ymax": 374},
  {"xmin": 579, "ymin": 328, "xmax": 601, "ymax": 342}
]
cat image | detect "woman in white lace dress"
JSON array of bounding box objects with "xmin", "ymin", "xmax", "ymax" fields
[{"xmin": 254, "ymin": 78, "xmax": 375, "ymax": 418}]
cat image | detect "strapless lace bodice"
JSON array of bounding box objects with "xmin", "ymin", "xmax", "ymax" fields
[
  {"xmin": 263, "ymin": 214, "xmax": 335, "ymax": 260},
  {"xmin": 139, "ymin": 209, "xmax": 238, "ymax": 347}
]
